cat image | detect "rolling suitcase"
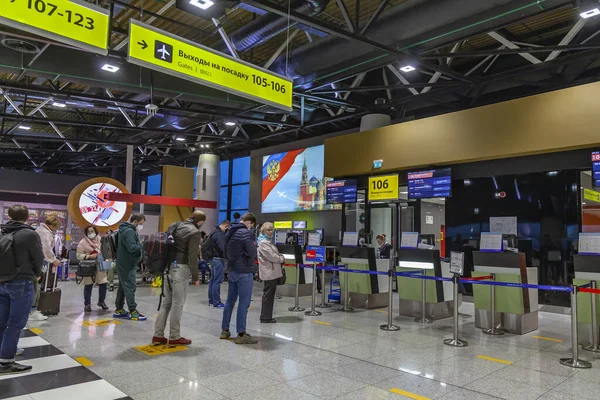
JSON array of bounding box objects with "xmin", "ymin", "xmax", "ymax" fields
[{"xmin": 38, "ymin": 266, "xmax": 61, "ymax": 316}]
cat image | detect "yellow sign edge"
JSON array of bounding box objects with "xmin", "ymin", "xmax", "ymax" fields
[{"xmin": 126, "ymin": 20, "xmax": 293, "ymax": 112}]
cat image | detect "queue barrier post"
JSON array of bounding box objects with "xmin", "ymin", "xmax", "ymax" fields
[
  {"xmin": 380, "ymin": 269, "xmax": 400, "ymax": 331},
  {"xmin": 483, "ymin": 273, "xmax": 504, "ymax": 336},
  {"xmin": 444, "ymin": 274, "xmax": 468, "ymax": 348},
  {"xmin": 560, "ymin": 284, "xmax": 592, "ymax": 369},
  {"xmin": 415, "ymin": 274, "xmax": 432, "ymax": 324},
  {"xmin": 288, "ymin": 264, "xmax": 305, "ymax": 312},
  {"xmin": 316, "ymin": 265, "xmax": 331, "ymax": 308},
  {"xmin": 338, "ymin": 269, "xmax": 354, "ymax": 312},
  {"xmin": 305, "ymin": 263, "xmax": 322, "ymax": 316},
  {"xmin": 583, "ymin": 281, "xmax": 600, "ymax": 353}
]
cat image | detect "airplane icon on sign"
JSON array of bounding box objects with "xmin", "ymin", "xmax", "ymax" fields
[
  {"xmin": 157, "ymin": 44, "xmax": 170, "ymax": 60},
  {"xmin": 154, "ymin": 40, "xmax": 173, "ymax": 63}
]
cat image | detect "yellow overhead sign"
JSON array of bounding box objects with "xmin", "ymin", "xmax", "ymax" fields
[
  {"xmin": 274, "ymin": 221, "xmax": 293, "ymax": 230},
  {"xmin": 584, "ymin": 188, "xmax": 600, "ymax": 202},
  {"xmin": 368, "ymin": 174, "xmax": 399, "ymax": 201},
  {"xmin": 0, "ymin": 0, "xmax": 109, "ymax": 55},
  {"xmin": 127, "ymin": 20, "xmax": 293, "ymax": 111}
]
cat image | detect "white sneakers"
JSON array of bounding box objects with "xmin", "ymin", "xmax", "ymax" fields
[{"xmin": 28, "ymin": 310, "xmax": 48, "ymax": 321}]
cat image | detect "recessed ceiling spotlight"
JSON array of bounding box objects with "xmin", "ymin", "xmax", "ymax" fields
[
  {"xmin": 189, "ymin": 0, "xmax": 214, "ymax": 10},
  {"xmin": 52, "ymin": 102, "xmax": 66, "ymax": 108},
  {"xmin": 225, "ymin": 121, "xmax": 236, "ymax": 126},
  {"xmin": 175, "ymin": 137, "xmax": 186, "ymax": 141},
  {"xmin": 18, "ymin": 125, "xmax": 31, "ymax": 130},
  {"xmin": 101, "ymin": 64, "xmax": 119, "ymax": 73},
  {"xmin": 400, "ymin": 65, "xmax": 416, "ymax": 73},
  {"xmin": 581, "ymin": 8, "xmax": 600, "ymax": 19},
  {"xmin": 205, "ymin": 144, "xmax": 210, "ymax": 148}
]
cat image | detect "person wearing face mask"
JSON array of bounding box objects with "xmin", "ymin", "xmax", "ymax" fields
[
  {"xmin": 220, "ymin": 213, "xmax": 258, "ymax": 344},
  {"xmin": 113, "ymin": 213, "xmax": 146, "ymax": 321},
  {"xmin": 32, "ymin": 215, "xmax": 61, "ymax": 321},
  {"xmin": 77, "ymin": 226, "xmax": 109, "ymax": 312},
  {"xmin": 152, "ymin": 210, "xmax": 205, "ymax": 345},
  {"xmin": 257, "ymin": 222, "xmax": 284, "ymax": 323}
]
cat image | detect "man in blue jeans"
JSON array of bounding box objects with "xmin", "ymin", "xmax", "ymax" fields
[
  {"xmin": 208, "ymin": 220, "xmax": 230, "ymax": 308},
  {"xmin": 0, "ymin": 204, "xmax": 44, "ymax": 375},
  {"xmin": 220, "ymin": 213, "xmax": 257, "ymax": 344}
]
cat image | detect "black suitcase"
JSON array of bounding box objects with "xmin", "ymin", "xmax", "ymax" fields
[{"xmin": 38, "ymin": 266, "xmax": 61, "ymax": 316}]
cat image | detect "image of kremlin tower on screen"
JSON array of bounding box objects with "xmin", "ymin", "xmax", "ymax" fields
[{"xmin": 299, "ymin": 159, "xmax": 327, "ymax": 211}]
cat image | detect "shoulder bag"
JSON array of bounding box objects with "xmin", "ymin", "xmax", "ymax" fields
[{"xmin": 76, "ymin": 260, "xmax": 97, "ymax": 284}]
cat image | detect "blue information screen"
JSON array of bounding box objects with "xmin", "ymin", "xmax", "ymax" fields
[
  {"xmin": 306, "ymin": 246, "xmax": 326, "ymax": 263},
  {"xmin": 593, "ymin": 151, "xmax": 600, "ymax": 187},
  {"xmin": 326, "ymin": 179, "xmax": 357, "ymax": 204},
  {"xmin": 408, "ymin": 168, "xmax": 452, "ymax": 199}
]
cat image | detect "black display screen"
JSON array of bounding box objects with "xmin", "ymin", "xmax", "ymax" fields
[
  {"xmin": 592, "ymin": 151, "xmax": 600, "ymax": 187},
  {"xmin": 326, "ymin": 179, "xmax": 357, "ymax": 204},
  {"xmin": 408, "ymin": 168, "xmax": 452, "ymax": 199}
]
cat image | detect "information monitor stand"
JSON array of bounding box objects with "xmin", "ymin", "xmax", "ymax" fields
[{"xmin": 276, "ymin": 244, "xmax": 312, "ymax": 297}]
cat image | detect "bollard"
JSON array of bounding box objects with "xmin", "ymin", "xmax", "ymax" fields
[
  {"xmin": 415, "ymin": 276, "xmax": 432, "ymax": 323},
  {"xmin": 316, "ymin": 266, "xmax": 331, "ymax": 308},
  {"xmin": 305, "ymin": 263, "xmax": 322, "ymax": 316},
  {"xmin": 288, "ymin": 264, "xmax": 305, "ymax": 312},
  {"xmin": 444, "ymin": 274, "xmax": 468, "ymax": 347},
  {"xmin": 583, "ymin": 281, "xmax": 600, "ymax": 353},
  {"xmin": 483, "ymin": 274, "xmax": 504, "ymax": 336},
  {"xmin": 560, "ymin": 285, "xmax": 592, "ymax": 368},
  {"xmin": 338, "ymin": 270, "xmax": 354, "ymax": 312},
  {"xmin": 380, "ymin": 269, "xmax": 400, "ymax": 331}
]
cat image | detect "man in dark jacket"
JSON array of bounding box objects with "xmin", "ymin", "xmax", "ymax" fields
[
  {"xmin": 152, "ymin": 211, "xmax": 205, "ymax": 345},
  {"xmin": 114, "ymin": 213, "xmax": 146, "ymax": 321},
  {"xmin": 220, "ymin": 213, "xmax": 258, "ymax": 344},
  {"xmin": 208, "ymin": 220, "xmax": 230, "ymax": 308},
  {"xmin": 0, "ymin": 204, "xmax": 44, "ymax": 375}
]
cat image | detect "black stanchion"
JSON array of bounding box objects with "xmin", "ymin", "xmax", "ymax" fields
[
  {"xmin": 444, "ymin": 274, "xmax": 468, "ymax": 348},
  {"xmin": 380, "ymin": 269, "xmax": 400, "ymax": 331},
  {"xmin": 560, "ymin": 285, "xmax": 592, "ymax": 369},
  {"xmin": 305, "ymin": 263, "xmax": 322, "ymax": 316},
  {"xmin": 288, "ymin": 265, "xmax": 305, "ymax": 312},
  {"xmin": 483, "ymin": 273, "xmax": 503, "ymax": 336}
]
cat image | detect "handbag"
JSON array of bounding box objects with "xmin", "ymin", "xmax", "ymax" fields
[
  {"xmin": 76, "ymin": 260, "xmax": 97, "ymax": 284},
  {"xmin": 276, "ymin": 265, "xmax": 286, "ymax": 286}
]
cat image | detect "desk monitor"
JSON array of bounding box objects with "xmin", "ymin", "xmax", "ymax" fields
[
  {"xmin": 274, "ymin": 230, "xmax": 288, "ymax": 245},
  {"xmin": 419, "ymin": 234, "xmax": 435, "ymax": 246},
  {"xmin": 276, "ymin": 244, "xmax": 303, "ymax": 265},
  {"xmin": 307, "ymin": 231, "xmax": 322, "ymax": 246},
  {"xmin": 342, "ymin": 232, "xmax": 359, "ymax": 247}
]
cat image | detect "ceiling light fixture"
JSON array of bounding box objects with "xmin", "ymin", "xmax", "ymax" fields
[
  {"xmin": 400, "ymin": 65, "xmax": 416, "ymax": 73},
  {"xmin": 205, "ymin": 144, "xmax": 210, "ymax": 148},
  {"xmin": 18, "ymin": 125, "xmax": 31, "ymax": 130},
  {"xmin": 52, "ymin": 102, "xmax": 66, "ymax": 108},
  {"xmin": 175, "ymin": 137, "xmax": 186, "ymax": 141},
  {"xmin": 225, "ymin": 121, "xmax": 236, "ymax": 126},
  {"xmin": 189, "ymin": 0, "xmax": 214, "ymax": 10},
  {"xmin": 101, "ymin": 64, "xmax": 119, "ymax": 73},
  {"xmin": 581, "ymin": 8, "xmax": 600, "ymax": 19}
]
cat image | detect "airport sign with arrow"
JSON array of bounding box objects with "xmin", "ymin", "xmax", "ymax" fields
[
  {"xmin": 127, "ymin": 20, "xmax": 293, "ymax": 111},
  {"xmin": 0, "ymin": 0, "xmax": 109, "ymax": 55}
]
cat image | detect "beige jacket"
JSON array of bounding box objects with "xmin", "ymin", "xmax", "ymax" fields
[
  {"xmin": 35, "ymin": 223, "xmax": 58, "ymax": 264},
  {"xmin": 257, "ymin": 239, "xmax": 284, "ymax": 281}
]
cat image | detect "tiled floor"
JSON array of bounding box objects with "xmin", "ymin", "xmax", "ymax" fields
[{"xmin": 7, "ymin": 279, "xmax": 600, "ymax": 399}]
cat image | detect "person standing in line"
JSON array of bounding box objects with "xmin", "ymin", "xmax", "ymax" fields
[
  {"xmin": 220, "ymin": 213, "xmax": 258, "ymax": 344},
  {"xmin": 77, "ymin": 225, "xmax": 109, "ymax": 313},
  {"xmin": 113, "ymin": 213, "xmax": 146, "ymax": 321},
  {"xmin": 257, "ymin": 222, "xmax": 284, "ymax": 324},
  {"xmin": 152, "ymin": 211, "xmax": 205, "ymax": 345},
  {"xmin": 208, "ymin": 220, "xmax": 230, "ymax": 308},
  {"xmin": 0, "ymin": 205, "xmax": 44, "ymax": 375},
  {"xmin": 32, "ymin": 216, "xmax": 61, "ymax": 321},
  {"xmin": 198, "ymin": 231, "xmax": 209, "ymax": 284},
  {"xmin": 376, "ymin": 234, "xmax": 392, "ymax": 259}
]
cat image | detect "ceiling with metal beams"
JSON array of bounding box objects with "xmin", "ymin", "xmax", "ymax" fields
[{"xmin": 1, "ymin": 0, "xmax": 600, "ymax": 176}]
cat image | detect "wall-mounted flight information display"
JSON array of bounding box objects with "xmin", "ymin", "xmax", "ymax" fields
[
  {"xmin": 326, "ymin": 179, "xmax": 358, "ymax": 204},
  {"xmin": 408, "ymin": 168, "xmax": 452, "ymax": 199},
  {"xmin": 592, "ymin": 151, "xmax": 600, "ymax": 187}
]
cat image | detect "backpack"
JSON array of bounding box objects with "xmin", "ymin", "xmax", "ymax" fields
[
  {"xmin": 201, "ymin": 231, "xmax": 216, "ymax": 260},
  {"xmin": 100, "ymin": 231, "xmax": 118, "ymax": 260},
  {"xmin": 0, "ymin": 228, "xmax": 18, "ymax": 282}
]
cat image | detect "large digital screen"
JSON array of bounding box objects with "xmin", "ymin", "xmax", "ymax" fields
[
  {"xmin": 261, "ymin": 145, "xmax": 341, "ymax": 213},
  {"xmin": 592, "ymin": 151, "xmax": 600, "ymax": 187},
  {"xmin": 326, "ymin": 179, "xmax": 357, "ymax": 204},
  {"xmin": 408, "ymin": 168, "xmax": 452, "ymax": 199}
]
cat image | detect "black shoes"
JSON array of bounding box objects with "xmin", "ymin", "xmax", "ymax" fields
[
  {"xmin": 260, "ymin": 319, "xmax": 277, "ymax": 323},
  {"xmin": 97, "ymin": 302, "xmax": 109, "ymax": 311},
  {"xmin": 84, "ymin": 305, "xmax": 92, "ymax": 313},
  {"xmin": 0, "ymin": 362, "xmax": 32, "ymax": 376}
]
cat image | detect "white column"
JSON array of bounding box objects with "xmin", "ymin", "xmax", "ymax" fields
[
  {"xmin": 196, "ymin": 154, "xmax": 220, "ymax": 231},
  {"xmin": 139, "ymin": 181, "xmax": 146, "ymax": 214},
  {"xmin": 125, "ymin": 145, "xmax": 133, "ymax": 192}
]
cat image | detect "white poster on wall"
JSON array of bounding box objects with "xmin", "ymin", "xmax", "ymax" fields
[
  {"xmin": 425, "ymin": 215, "xmax": 434, "ymax": 225},
  {"xmin": 490, "ymin": 217, "xmax": 517, "ymax": 235}
]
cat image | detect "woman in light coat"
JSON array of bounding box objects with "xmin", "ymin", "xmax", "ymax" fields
[
  {"xmin": 77, "ymin": 225, "xmax": 109, "ymax": 313},
  {"xmin": 257, "ymin": 222, "xmax": 284, "ymax": 323}
]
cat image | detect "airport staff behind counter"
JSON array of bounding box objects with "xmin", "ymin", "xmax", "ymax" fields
[{"xmin": 376, "ymin": 234, "xmax": 392, "ymax": 259}]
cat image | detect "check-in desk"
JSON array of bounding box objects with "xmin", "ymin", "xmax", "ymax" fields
[
  {"xmin": 396, "ymin": 249, "xmax": 455, "ymax": 320},
  {"xmin": 339, "ymin": 247, "xmax": 388, "ymax": 309},
  {"xmin": 573, "ymin": 255, "xmax": 600, "ymax": 345},
  {"xmin": 276, "ymin": 244, "xmax": 313, "ymax": 297},
  {"xmin": 473, "ymin": 252, "xmax": 538, "ymax": 334}
]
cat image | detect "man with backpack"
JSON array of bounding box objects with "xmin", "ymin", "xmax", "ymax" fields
[
  {"xmin": 205, "ymin": 220, "xmax": 230, "ymax": 308},
  {"xmin": 0, "ymin": 205, "xmax": 44, "ymax": 375},
  {"xmin": 220, "ymin": 213, "xmax": 258, "ymax": 344},
  {"xmin": 152, "ymin": 210, "xmax": 205, "ymax": 345},
  {"xmin": 113, "ymin": 213, "xmax": 146, "ymax": 321}
]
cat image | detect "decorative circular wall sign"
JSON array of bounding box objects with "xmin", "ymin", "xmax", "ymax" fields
[{"xmin": 67, "ymin": 177, "xmax": 132, "ymax": 232}]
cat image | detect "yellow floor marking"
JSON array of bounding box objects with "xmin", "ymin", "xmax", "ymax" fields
[
  {"xmin": 81, "ymin": 319, "xmax": 121, "ymax": 327},
  {"xmin": 533, "ymin": 335, "xmax": 563, "ymax": 342},
  {"xmin": 313, "ymin": 320, "xmax": 332, "ymax": 326},
  {"xmin": 135, "ymin": 343, "xmax": 189, "ymax": 356},
  {"xmin": 249, "ymin": 306, "xmax": 254, "ymax": 310},
  {"xmin": 478, "ymin": 355, "xmax": 512, "ymax": 365},
  {"xmin": 153, "ymin": 314, "xmax": 158, "ymax": 317},
  {"xmin": 75, "ymin": 356, "xmax": 94, "ymax": 367},
  {"xmin": 375, "ymin": 310, "xmax": 388, "ymax": 313},
  {"xmin": 29, "ymin": 328, "xmax": 43, "ymax": 334},
  {"xmin": 389, "ymin": 388, "xmax": 431, "ymax": 400}
]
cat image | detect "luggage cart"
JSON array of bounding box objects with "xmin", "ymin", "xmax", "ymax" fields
[{"xmin": 328, "ymin": 273, "xmax": 341, "ymax": 303}]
